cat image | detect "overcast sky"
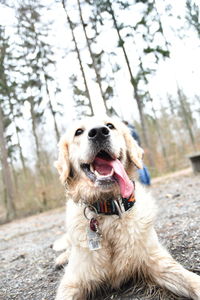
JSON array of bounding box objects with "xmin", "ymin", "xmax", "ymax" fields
[{"xmin": 0, "ymin": 0, "xmax": 200, "ymax": 124}]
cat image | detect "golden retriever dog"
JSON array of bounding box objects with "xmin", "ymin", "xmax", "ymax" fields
[{"xmin": 54, "ymin": 116, "xmax": 200, "ymax": 300}]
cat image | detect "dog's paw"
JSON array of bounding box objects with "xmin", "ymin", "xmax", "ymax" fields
[
  {"xmin": 53, "ymin": 234, "xmax": 68, "ymax": 252},
  {"xmin": 55, "ymin": 251, "xmax": 69, "ymax": 269}
]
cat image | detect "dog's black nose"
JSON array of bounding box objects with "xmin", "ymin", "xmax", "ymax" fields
[{"xmin": 88, "ymin": 126, "xmax": 110, "ymax": 141}]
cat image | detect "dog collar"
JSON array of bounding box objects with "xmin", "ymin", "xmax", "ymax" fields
[
  {"xmin": 92, "ymin": 193, "xmax": 136, "ymax": 217},
  {"xmin": 83, "ymin": 181, "xmax": 136, "ymax": 218}
]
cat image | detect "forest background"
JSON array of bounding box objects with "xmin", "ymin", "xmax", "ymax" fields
[{"xmin": 0, "ymin": 0, "xmax": 200, "ymax": 223}]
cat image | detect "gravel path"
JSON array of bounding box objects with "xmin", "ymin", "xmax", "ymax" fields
[{"xmin": 1, "ymin": 171, "xmax": 200, "ymax": 300}]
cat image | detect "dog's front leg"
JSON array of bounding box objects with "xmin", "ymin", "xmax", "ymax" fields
[
  {"xmin": 56, "ymin": 270, "xmax": 86, "ymax": 300},
  {"xmin": 146, "ymin": 230, "xmax": 200, "ymax": 300},
  {"xmin": 55, "ymin": 247, "xmax": 104, "ymax": 300},
  {"xmin": 53, "ymin": 233, "xmax": 71, "ymax": 268}
]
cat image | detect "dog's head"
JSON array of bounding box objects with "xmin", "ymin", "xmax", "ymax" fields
[{"xmin": 55, "ymin": 116, "xmax": 143, "ymax": 203}]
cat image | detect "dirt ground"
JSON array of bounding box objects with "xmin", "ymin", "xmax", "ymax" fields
[{"xmin": 1, "ymin": 170, "xmax": 200, "ymax": 300}]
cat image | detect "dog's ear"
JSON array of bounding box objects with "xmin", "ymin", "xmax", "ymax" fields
[
  {"xmin": 54, "ymin": 136, "xmax": 70, "ymax": 184},
  {"xmin": 123, "ymin": 127, "xmax": 144, "ymax": 169}
]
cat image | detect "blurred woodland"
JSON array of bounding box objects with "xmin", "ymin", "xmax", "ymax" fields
[{"xmin": 0, "ymin": 0, "xmax": 200, "ymax": 222}]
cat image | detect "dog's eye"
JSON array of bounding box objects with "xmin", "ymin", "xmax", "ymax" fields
[
  {"xmin": 106, "ymin": 123, "xmax": 115, "ymax": 130},
  {"xmin": 75, "ymin": 128, "xmax": 84, "ymax": 136}
]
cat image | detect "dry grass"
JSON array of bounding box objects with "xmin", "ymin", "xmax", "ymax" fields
[{"xmin": 0, "ymin": 167, "xmax": 65, "ymax": 224}]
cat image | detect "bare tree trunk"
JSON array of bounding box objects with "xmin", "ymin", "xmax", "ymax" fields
[
  {"xmin": 1, "ymin": 69, "xmax": 27, "ymax": 174},
  {"xmin": 15, "ymin": 123, "xmax": 26, "ymax": 172},
  {"xmin": 0, "ymin": 104, "xmax": 16, "ymax": 220},
  {"xmin": 106, "ymin": 0, "xmax": 151, "ymax": 151},
  {"xmin": 177, "ymin": 87, "xmax": 197, "ymax": 150},
  {"xmin": 107, "ymin": 54, "xmax": 122, "ymax": 118},
  {"xmin": 30, "ymin": 101, "xmax": 41, "ymax": 166},
  {"xmin": 44, "ymin": 74, "xmax": 60, "ymax": 142},
  {"xmin": 76, "ymin": 0, "xmax": 109, "ymax": 114},
  {"xmin": 151, "ymin": 105, "xmax": 170, "ymax": 167},
  {"xmin": 135, "ymin": 49, "xmax": 169, "ymax": 167},
  {"xmin": 166, "ymin": 96, "xmax": 187, "ymax": 152},
  {"xmin": 29, "ymin": 100, "xmax": 45, "ymax": 185},
  {"xmin": 168, "ymin": 95, "xmax": 176, "ymax": 115},
  {"xmin": 62, "ymin": 1, "xmax": 94, "ymax": 116},
  {"xmin": 134, "ymin": 88, "xmax": 150, "ymax": 147},
  {"xmin": 8, "ymin": 96, "xmax": 27, "ymax": 174},
  {"xmin": 29, "ymin": 100, "xmax": 47, "ymax": 207}
]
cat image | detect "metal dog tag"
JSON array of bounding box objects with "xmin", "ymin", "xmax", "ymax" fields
[
  {"xmin": 87, "ymin": 227, "xmax": 102, "ymax": 251},
  {"xmin": 87, "ymin": 218, "xmax": 102, "ymax": 251}
]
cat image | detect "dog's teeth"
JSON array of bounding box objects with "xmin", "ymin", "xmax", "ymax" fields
[
  {"xmin": 110, "ymin": 168, "xmax": 114, "ymax": 176},
  {"xmin": 94, "ymin": 168, "xmax": 114, "ymax": 178},
  {"xmin": 94, "ymin": 170, "xmax": 101, "ymax": 178},
  {"xmin": 90, "ymin": 164, "xmax": 95, "ymax": 173}
]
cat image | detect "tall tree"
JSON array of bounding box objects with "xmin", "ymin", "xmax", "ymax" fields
[
  {"xmin": 69, "ymin": 74, "xmax": 92, "ymax": 116},
  {"xmin": 86, "ymin": 0, "xmax": 119, "ymax": 116},
  {"xmin": 16, "ymin": 1, "xmax": 44, "ymax": 173},
  {"xmin": 0, "ymin": 105, "xmax": 16, "ymax": 219},
  {"xmin": 96, "ymin": 0, "xmax": 150, "ymax": 147},
  {"xmin": 76, "ymin": 0, "xmax": 110, "ymax": 114},
  {"xmin": 0, "ymin": 25, "xmax": 27, "ymax": 174},
  {"xmin": 93, "ymin": 1, "xmax": 164, "ymax": 150},
  {"xmin": 62, "ymin": 0, "xmax": 94, "ymax": 116},
  {"xmin": 44, "ymin": 73, "xmax": 61, "ymax": 142},
  {"xmin": 133, "ymin": 42, "xmax": 170, "ymax": 167},
  {"xmin": 0, "ymin": 27, "xmax": 16, "ymax": 219},
  {"xmin": 16, "ymin": 0, "xmax": 61, "ymax": 172},
  {"xmin": 177, "ymin": 87, "xmax": 197, "ymax": 150}
]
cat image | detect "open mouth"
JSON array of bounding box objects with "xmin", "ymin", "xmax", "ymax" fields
[
  {"xmin": 81, "ymin": 150, "xmax": 115, "ymax": 184},
  {"xmin": 81, "ymin": 150, "xmax": 134, "ymax": 198}
]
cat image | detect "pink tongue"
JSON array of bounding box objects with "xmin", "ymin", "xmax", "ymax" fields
[{"xmin": 93, "ymin": 157, "xmax": 133, "ymax": 198}]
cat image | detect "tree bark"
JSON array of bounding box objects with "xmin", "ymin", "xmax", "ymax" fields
[
  {"xmin": 106, "ymin": 0, "xmax": 150, "ymax": 151},
  {"xmin": 44, "ymin": 74, "xmax": 60, "ymax": 142},
  {"xmin": 0, "ymin": 104, "xmax": 16, "ymax": 220},
  {"xmin": 136, "ymin": 51, "xmax": 168, "ymax": 167},
  {"xmin": 29, "ymin": 99, "xmax": 42, "ymax": 171},
  {"xmin": 151, "ymin": 104, "xmax": 170, "ymax": 168},
  {"xmin": 0, "ymin": 57, "xmax": 27, "ymax": 174},
  {"xmin": 8, "ymin": 95, "xmax": 27, "ymax": 174},
  {"xmin": 168, "ymin": 96, "xmax": 175, "ymax": 115},
  {"xmin": 62, "ymin": 1, "xmax": 94, "ymax": 116},
  {"xmin": 177, "ymin": 87, "xmax": 196, "ymax": 150},
  {"xmin": 76, "ymin": 0, "xmax": 108, "ymax": 114}
]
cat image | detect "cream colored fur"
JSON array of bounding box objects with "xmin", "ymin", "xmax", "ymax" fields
[{"xmin": 54, "ymin": 116, "xmax": 200, "ymax": 300}]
